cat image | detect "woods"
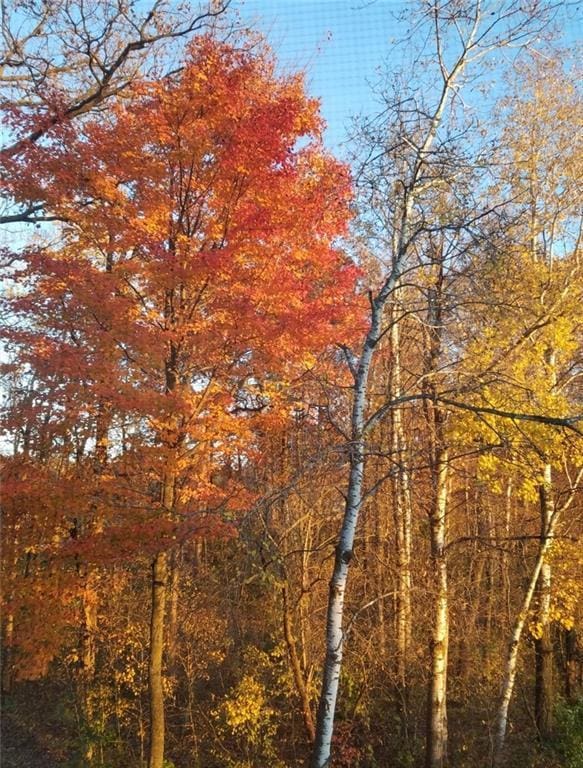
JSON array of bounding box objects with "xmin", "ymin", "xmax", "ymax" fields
[{"xmin": 1, "ymin": 2, "xmax": 582, "ymax": 768}]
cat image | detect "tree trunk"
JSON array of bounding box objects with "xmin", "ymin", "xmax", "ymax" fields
[
  {"xmin": 148, "ymin": 439, "xmax": 176, "ymax": 768},
  {"xmin": 426, "ymin": 447, "xmax": 449, "ymax": 768},
  {"xmin": 492, "ymin": 513, "xmax": 557, "ymax": 766},
  {"xmin": 390, "ymin": 311, "xmax": 412, "ymax": 691},
  {"xmin": 282, "ymin": 583, "xmax": 316, "ymax": 743},
  {"xmin": 78, "ymin": 405, "xmax": 109, "ymax": 765},
  {"xmin": 502, "ymin": 479, "xmax": 513, "ymax": 622},
  {"xmin": 80, "ymin": 398, "xmax": 109, "ymax": 675},
  {"xmin": 149, "ymin": 550, "xmax": 169, "ymax": 768},
  {"xmin": 564, "ymin": 629, "xmax": 580, "ymax": 703},
  {"xmin": 167, "ymin": 550, "xmax": 180, "ymax": 668},
  {"xmin": 374, "ymin": 490, "xmax": 387, "ymax": 654},
  {"xmin": 534, "ymin": 463, "xmax": 554, "ymax": 740},
  {"xmin": 80, "ymin": 571, "xmax": 100, "ymax": 765},
  {"xmin": 310, "ymin": 437, "xmax": 365, "ymax": 768},
  {"xmin": 423, "ymin": 245, "xmax": 450, "ymax": 768},
  {"xmin": 81, "ymin": 572, "xmax": 100, "ymax": 675},
  {"xmin": 311, "ymin": 299, "xmax": 384, "ymax": 768},
  {"xmin": 1, "ymin": 525, "xmax": 20, "ymax": 696},
  {"xmin": 1, "ymin": 612, "xmax": 15, "ymax": 694},
  {"xmin": 457, "ymin": 527, "xmax": 485, "ymax": 681}
]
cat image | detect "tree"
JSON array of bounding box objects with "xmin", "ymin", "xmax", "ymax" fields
[
  {"xmin": 310, "ymin": 3, "xmax": 566, "ymax": 767},
  {"xmin": 0, "ymin": 0, "xmax": 231, "ymax": 223},
  {"xmin": 451, "ymin": 55, "xmax": 583, "ymax": 762},
  {"xmin": 3, "ymin": 34, "xmax": 360, "ymax": 768}
]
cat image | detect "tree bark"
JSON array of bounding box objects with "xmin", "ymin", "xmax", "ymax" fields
[
  {"xmin": 534, "ymin": 463, "xmax": 554, "ymax": 740},
  {"xmin": 426, "ymin": 447, "xmax": 449, "ymax": 768},
  {"xmin": 390, "ymin": 312, "xmax": 412, "ymax": 691},
  {"xmin": 149, "ymin": 549, "xmax": 169, "ymax": 768},
  {"xmin": 282, "ymin": 583, "xmax": 316, "ymax": 743}
]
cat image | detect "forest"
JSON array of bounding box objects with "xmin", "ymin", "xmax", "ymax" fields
[{"xmin": 0, "ymin": 1, "xmax": 582, "ymax": 767}]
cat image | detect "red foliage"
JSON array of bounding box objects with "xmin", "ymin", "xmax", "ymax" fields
[{"xmin": 2, "ymin": 35, "xmax": 361, "ymax": 677}]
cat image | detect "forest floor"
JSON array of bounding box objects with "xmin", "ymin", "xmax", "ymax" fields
[{"xmin": 1, "ymin": 710, "xmax": 59, "ymax": 768}]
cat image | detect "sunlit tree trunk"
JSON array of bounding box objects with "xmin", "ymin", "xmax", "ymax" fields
[
  {"xmin": 492, "ymin": 516, "xmax": 557, "ymax": 765},
  {"xmin": 422, "ymin": 248, "xmax": 451, "ymax": 768},
  {"xmin": 282, "ymin": 582, "xmax": 316, "ymax": 743},
  {"xmin": 390, "ymin": 311, "xmax": 412, "ymax": 692},
  {"xmin": 426, "ymin": 447, "xmax": 449, "ymax": 768},
  {"xmin": 502, "ymin": 479, "xmax": 513, "ymax": 620},
  {"xmin": 374, "ymin": 491, "xmax": 387, "ymax": 654},
  {"xmin": 534, "ymin": 462, "xmax": 554, "ymax": 740},
  {"xmin": 149, "ymin": 548, "xmax": 169, "ymax": 768}
]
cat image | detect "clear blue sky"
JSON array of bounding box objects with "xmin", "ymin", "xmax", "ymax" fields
[
  {"xmin": 232, "ymin": 0, "xmax": 582, "ymax": 153},
  {"xmin": 233, "ymin": 0, "xmax": 408, "ymax": 151}
]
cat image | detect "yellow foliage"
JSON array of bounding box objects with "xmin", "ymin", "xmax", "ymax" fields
[{"xmin": 212, "ymin": 646, "xmax": 285, "ymax": 768}]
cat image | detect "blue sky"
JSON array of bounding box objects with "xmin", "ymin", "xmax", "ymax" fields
[
  {"xmin": 233, "ymin": 0, "xmax": 408, "ymax": 150},
  {"xmin": 232, "ymin": 0, "xmax": 582, "ymax": 153}
]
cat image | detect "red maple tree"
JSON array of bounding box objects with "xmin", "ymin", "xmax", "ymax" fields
[{"xmin": 2, "ymin": 35, "xmax": 361, "ymax": 767}]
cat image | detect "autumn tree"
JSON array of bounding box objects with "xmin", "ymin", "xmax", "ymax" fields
[
  {"xmin": 451, "ymin": 55, "xmax": 583, "ymax": 762},
  {"xmin": 0, "ymin": 0, "xmax": 231, "ymax": 223},
  {"xmin": 2, "ymin": 33, "xmax": 360, "ymax": 768},
  {"xmin": 310, "ymin": 4, "xmax": 563, "ymax": 767}
]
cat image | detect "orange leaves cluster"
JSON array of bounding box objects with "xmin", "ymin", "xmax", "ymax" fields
[{"xmin": 3, "ymin": 34, "xmax": 361, "ymax": 569}]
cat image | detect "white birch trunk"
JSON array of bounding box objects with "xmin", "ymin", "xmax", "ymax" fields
[
  {"xmin": 492, "ymin": 507, "xmax": 557, "ymax": 766},
  {"xmin": 534, "ymin": 462, "xmax": 554, "ymax": 738},
  {"xmin": 426, "ymin": 448, "xmax": 449, "ymax": 768},
  {"xmin": 310, "ymin": 303, "xmax": 384, "ymax": 768}
]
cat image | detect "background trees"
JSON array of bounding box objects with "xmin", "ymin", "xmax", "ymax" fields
[{"xmin": 1, "ymin": 3, "xmax": 582, "ymax": 768}]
